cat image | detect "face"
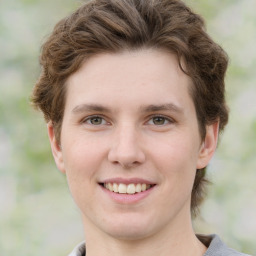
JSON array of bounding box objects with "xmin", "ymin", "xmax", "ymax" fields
[{"xmin": 48, "ymin": 49, "xmax": 218, "ymax": 241}]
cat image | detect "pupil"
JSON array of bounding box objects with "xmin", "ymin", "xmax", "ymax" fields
[
  {"xmin": 153, "ymin": 117, "xmax": 165, "ymax": 125},
  {"xmin": 91, "ymin": 117, "xmax": 102, "ymax": 125}
]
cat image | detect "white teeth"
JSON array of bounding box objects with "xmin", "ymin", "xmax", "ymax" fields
[
  {"xmin": 108, "ymin": 183, "xmax": 113, "ymax": 192},
  {"xmin": 113, "ymin": 183, "xmax": 118, "ymax": 192},
  {"xmin": 127, "ymin": 184, "xmax": 136, "ymax": 194},
  {"xmin": 118, "ymin": 183, "xmax": 127, "ymax": 194},
  {"xmin": 103, "ymin": 182, "xmax": 152, "ymax": 194},
  {"xmin": 135, "ymin": 184, "xmax": 141, "ymax": 193},
  {"xmin": 141, "ymin": 183, "xmax": 146, "ymax": 191}
]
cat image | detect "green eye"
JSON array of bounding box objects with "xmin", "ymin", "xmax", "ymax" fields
[
  {"xmin": 86, "ymin": 116, "xmax": 105, "ymax": 125},
  {"xmin": 148, "ymin": 116, "xmax": 173, "ymax": 126},
  {"xmin": 152, "ymin": 116, "xmax": 167, "ymax": 125},
  {"xmin": 91, "ymin": 117, "xmax": 102, "ymax": 125}
]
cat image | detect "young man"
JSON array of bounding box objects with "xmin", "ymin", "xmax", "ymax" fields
[{"xmin": 32, "ymin": 0, "xmax": 250, "ymax": 255}]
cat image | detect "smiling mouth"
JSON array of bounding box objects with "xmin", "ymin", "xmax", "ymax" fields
[{"xmin": 100, "ymin": 183, "xmax": 154, "ymax": 194}]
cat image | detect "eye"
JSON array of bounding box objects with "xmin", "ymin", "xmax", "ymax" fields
[
  {"xmin": 84, "ymin": 116, "xmax": 108, "ymax": 125},
  {"xmin": 148, "ymin": 116, "xmax": 173, "ymax": 126}
]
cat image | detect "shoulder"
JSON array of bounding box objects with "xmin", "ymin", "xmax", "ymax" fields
[
  {"xmin": 68, "ymin": 235, "xmax": 251, "ymax": 256},
  {"xmin": 199, "ymin": 234, "xmax": 251, "ymax": 256}
]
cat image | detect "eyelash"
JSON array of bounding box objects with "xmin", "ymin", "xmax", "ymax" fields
[
  {"xmin": 147, "ymin": 115, "xmax": 174, "ymax": 126},
  {"xmin": 82, "ymin": 115, "xmax": 109, "ymax": 125},
  {"xmin": 82, "ymin": 115, "xmax": 174, "ymax": 126}
]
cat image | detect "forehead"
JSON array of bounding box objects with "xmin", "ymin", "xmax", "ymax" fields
[{"xmin": 65, "ymin": 49, "xmax": 194, "ymax": 113}]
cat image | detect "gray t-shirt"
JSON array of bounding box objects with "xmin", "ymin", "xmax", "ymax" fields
[{"xmin": 68, "ymin": 234, "xmax": 251, "ymax": 256}]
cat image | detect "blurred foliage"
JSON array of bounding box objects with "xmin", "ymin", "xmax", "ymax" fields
[{"xmin": 0, "ymin": 0, "xmax": 255, "ymax": 255}]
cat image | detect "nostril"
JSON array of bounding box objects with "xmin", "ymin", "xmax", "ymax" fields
[{"xmin": 107, "ymin": 139, "xmax": 146, "ymax": 167}]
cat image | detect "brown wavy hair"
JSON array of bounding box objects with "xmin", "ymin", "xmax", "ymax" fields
[{"xmin": 32, "ymin": 0, "xmax": 229, "ymax": 216}]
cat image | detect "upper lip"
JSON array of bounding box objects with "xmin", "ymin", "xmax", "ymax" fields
[{"xmin": 99, "ymin": 177, "xmax": 156, "ymax": 185}]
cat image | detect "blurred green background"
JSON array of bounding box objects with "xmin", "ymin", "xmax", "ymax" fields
[{"xmin": 0, "ymin": 0, "xmax": 255, "ymax": 255}]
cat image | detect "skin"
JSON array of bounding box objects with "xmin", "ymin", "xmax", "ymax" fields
[{"xmin": 48, "ymin": 49, "xmax": 219, "ymax": 256}]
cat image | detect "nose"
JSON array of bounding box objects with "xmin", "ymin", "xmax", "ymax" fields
[{"xmin": 108, "ymin": 125, "xmax": 146, "ymax": 168}]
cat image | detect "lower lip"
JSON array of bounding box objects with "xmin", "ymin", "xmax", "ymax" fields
[{"xmin": 100, "ymin": 185, "xmax": 155, "ymax": 204}]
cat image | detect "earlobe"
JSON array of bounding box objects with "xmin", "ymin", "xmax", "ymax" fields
[
  {"xmin": 197, "ymin": 121, "xmax": 219, "ymax": 169},
  {"xmin": 47, "ymin": 122, "xmax": 66, "ymax": 173}
]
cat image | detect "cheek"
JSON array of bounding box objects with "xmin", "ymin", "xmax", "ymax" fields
[
  {"xmin": 151, "ymin": 136, "xmax": 198, "ymax": 168},
  {"xmin": 61, "ymin": 136, "xmax": 107, "ymax": 184},
  {"xmin": 149, "ymin": 136, "xmax": 199, "ymax": 189},
  {"xmin": 61, "ymin": 141, "xmax": 102, "ymax": 208}
]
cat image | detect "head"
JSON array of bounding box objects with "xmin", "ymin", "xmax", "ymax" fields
[{"xmin": 32, "ymin": 0, "xmax": 229, "ymax": 216}]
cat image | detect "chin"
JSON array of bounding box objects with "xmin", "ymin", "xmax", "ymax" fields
[
  {"xmin": 100, "ymin": 215, "xmax": 158, "ymax": 241},
  {"xmin": 106, "ymin": 227, "xmax": 152, "ymax": 241}
]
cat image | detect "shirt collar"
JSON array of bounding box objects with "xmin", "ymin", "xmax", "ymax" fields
[{"xmin": 68, "ymin": 241, "xmax": 85, "ymax": 256}]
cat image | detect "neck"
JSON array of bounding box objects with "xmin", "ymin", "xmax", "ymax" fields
[{"xmin": 82, "ymin": 213, "xmax": 207, "ymax": 256}]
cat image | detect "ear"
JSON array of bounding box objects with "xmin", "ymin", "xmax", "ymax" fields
[
  {"xmin": 47, "ymin": 122, "xmax": 66, "ymax": 173},
  {"xmin": 197, "ymin": 121, "xmax": 219, "ymax": 169}
]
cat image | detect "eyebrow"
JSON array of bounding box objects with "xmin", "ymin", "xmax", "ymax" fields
[
  {"xmin": 72, "ymin": 104, "xmax": 112, "ymax": 114},
  {"xmin": 140, "ymin": 103, "xmax": 184, "ymax": 114},
  {"xmin": 71, "ymin": 103, "xmax": 184, "ymax": 115}
]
